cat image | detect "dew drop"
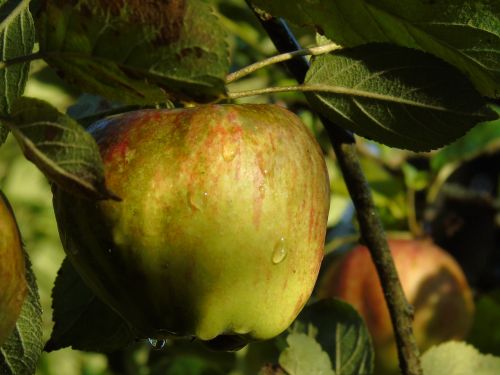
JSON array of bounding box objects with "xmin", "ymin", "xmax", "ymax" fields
[
  {"xmin": 222, "ymin": 143, "xmax": 237, "ymax": 162},
  {"xmin": 258, "ymin": 184, "xmax": 265, "ymax": 197},
  {"xmin": 148, "ymin": 338, "xmax": 166, "ymax": 350},
  {"xmin": 272, "ymin": 237, "xmax": 287, "ymax": 264},
  {"xmin": 187, "ymin": 191, "xmax": 208, "ymax": 210}
]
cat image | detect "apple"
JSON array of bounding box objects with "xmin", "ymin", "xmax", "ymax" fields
[
  {"xmin": 53, "ymin": 104, "xmax": 330, "ymax": 349},
  {"xmin": 0, "ymin": 191, "xmax": 27, "ymax": 346},
  {"xmin": 317, "ymin": 238, "xmax": 474, "ymax": 374}
]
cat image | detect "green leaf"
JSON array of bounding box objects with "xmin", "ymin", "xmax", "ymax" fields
[
  {"xmin": 421, "ymin": 341, "xmax": 500, "ymax": 375},
  {"xmin": 293, "ymin": 299, "xmax": 374, "ymax": 375},
  {"xmin": 36, "ymin": 0, "xmax": 229, "ymax": 104},
  {"xmin": 46, "ymin": 258, "xmax": 135, "ymax": 353},
  {"xmin": 0, "ymin": 0, "xmax": 35, "ymax": 145},
  {"xmin": 279, "ymin": 333, "xmax": 335, "ymax": 375},
  {"xmin": 431, "ymin": 106, "xmax": 500, "ymax": 170},
  {"xmin": 467, "ymin": 291, "xmax": 500, "ymax": 357},
  {"xmin": 252, "ymin": 0, "xmax": 500, "ymax": 98},
  {"xmin": 304, "ymin": 44, "xmax": 498, "ymax": 151},
  {"xmin": 8, "ymin": 97, "xmax": 119, "ymax": 200},
  {"xmin": 0, "ymin": 252, "xmax": 43, "ymax": 375},
  {"xmin": 402, "ymin": 163, "xmax": 431, "ymax": 191}
]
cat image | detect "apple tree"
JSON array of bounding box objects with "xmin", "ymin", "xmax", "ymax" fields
[{"xmin": 1, "ymin": 1, "xmax": 500, "ymax": 375}]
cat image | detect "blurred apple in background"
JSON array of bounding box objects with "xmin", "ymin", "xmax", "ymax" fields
[{"xmin": 317, "ymin": 237, "xmax": 474, "ymax": 374}]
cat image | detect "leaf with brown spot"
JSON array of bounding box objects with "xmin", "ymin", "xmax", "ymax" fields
[{"xmin": 36, "ymin": 0, "xmax": 229, "ymax": 104}]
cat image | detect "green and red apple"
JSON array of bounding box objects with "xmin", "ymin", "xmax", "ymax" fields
[
  {"xmin": 0, "ymin": 191, "xmax": 27, "ymax": 346},
  {"xmin": 318, "ymin": 238, "xmax": 474, "ymax": 374},
  {"xmin": 53, "ymin": 104, "xmax": 330, "ymax": 349}
]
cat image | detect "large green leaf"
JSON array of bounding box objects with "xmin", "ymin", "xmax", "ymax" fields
[
  {"xmin": 46, "ymin": 258, "xmax": 135, "ymax": 353},
  {"xmin": 36, "ymin": 0, "xmax": 229, "ymax": 104},
  {"xmin": 0, "ymin": 0, "xmax": 35, "ymax": 145},
  {"xmin": 252, "ymin": 0, "xmax": 500, "ymax": 98},
  {"xmin": 291, "ymin": 299, "xmax": 374, "ymax": 375},
  {"xmin": 0, "ymin": 252, "xmax": 43, "ymax": 375},
  {"xmin": 305, "ymin": 44, "xmax": 498, "ymax": 151},
  {"xmin": 8, "ymin": 97, "xmax": 118, "ymax": 200}
]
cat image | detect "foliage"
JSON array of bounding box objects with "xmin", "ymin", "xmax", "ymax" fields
[
  {"xmin": 0, "ymin": 0, "xmax": 499, "ymax": 374},
  {"xmin": 421, "ymin": 341, "xmax": 500, "ymax": 375}
]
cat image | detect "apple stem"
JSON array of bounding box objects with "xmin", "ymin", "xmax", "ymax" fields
[
  {"xmin": 247, "ymin": 3, "xmax": 424, "ymax": 375},
  {"xmin": 225, "ymin": 42, "xmax": 341, "ymax": 84}
]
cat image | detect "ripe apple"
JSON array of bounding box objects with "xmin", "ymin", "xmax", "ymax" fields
[
  {"xmin": 0, "ymin": 191, "xmax": 27, "ymax": 346},
  {"xmin": 317, "ymin": 238, "xmax": 474, "ymax": 374},
  {"xmin": 53, "ymin": 104, "xmax": 330, "ymax": 349}
]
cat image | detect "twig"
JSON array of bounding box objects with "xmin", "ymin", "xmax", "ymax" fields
[
  {"xmin": 245, "ymin": 3, "xmax": 423, "ymax": 375},
  {"xmin": 226, "ymin": 43, "xmax": 341, "ymax": 84}
]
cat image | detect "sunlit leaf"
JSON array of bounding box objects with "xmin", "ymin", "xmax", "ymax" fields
[
  {"xmin": 0, "ymin": 252, "xmax": 43, "ymax": 375},
  {"xmin": 8, "ymin": 97, "xmax": 118, "ymax": 200},
  {"xmin": 422, "ymin": 341, "xmax": 500, "ymax": 375},
  {"xmin": 0, "ymin": 0, "xmax": 35, "ymax": 145},
  {"xmin": 279, "ymin": 333, "xmax": 334, "ymax": 375},
  {"xmin": 305, "ymin": 44, "xmax": 497, "ymax": 151},
  {"xmin": 252, "ymin": 0, "xmax": 500, "ymax": 98}
]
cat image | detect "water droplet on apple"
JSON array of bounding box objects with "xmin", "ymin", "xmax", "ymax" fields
[
  {"xmin": 222, "ymin": 143, "xmax": 237, "ymax": 161},
  {"xmin": 272, "ymin": 237, "xmax": 287, "ymax": 264},
  {"xmin": 258, "ymin": 184, "xmax": 265, "ymax": 197},
  {"xmin": 148, "ymin": 338, "xmax": 166, "ymax": 350},
  {"xmin": 187, "ymin": 191, "xmax": 208, "ymax": 210}
]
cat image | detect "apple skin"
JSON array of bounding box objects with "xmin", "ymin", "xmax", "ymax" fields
[
  {"xmin": 53, "ymin": 104, "xmax": 330, "ymax": 348},
  {"xmin": 0, "ymin": 191, "xmax": 27, "ymax": 346},
  {"xmin": 318, "ymin": 238, "xmax": 474, "ymax": 374}
]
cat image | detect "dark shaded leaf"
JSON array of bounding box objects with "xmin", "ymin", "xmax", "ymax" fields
[
  {"xmin": 293, "ymin": 299, "xmax": 374, "ymax": 375},
  {"xmin": 46, "ymin": 258, "xmax": 135, "ymax": 353},
  {"xmin": 0, "ymin": 252, "xmax": 43, "ymax": 375},
  {"xmin": 305, "ymin": 44, "xmax": 498, "ymax": 151},
  {"xmin": 8, "ymin": 97, "xmax": 119, "ymax": 200},
  {"xmin": 467, "ymin": 291, "xmax": 500, "ymax": 357},
  {"xmin": 0, "ymin": 0, "xmax": 35, "ymax": 145},
  {"xmin": 36, "ymin": 0, "xmax": 229, "ymax": 104},
  {"xmin": 252, "ymin": 0, "xmax": 500, "ymax": 98},
  {"xmin": 150, "ymin": 354, "xmax": 225, "ymax": 375}
]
